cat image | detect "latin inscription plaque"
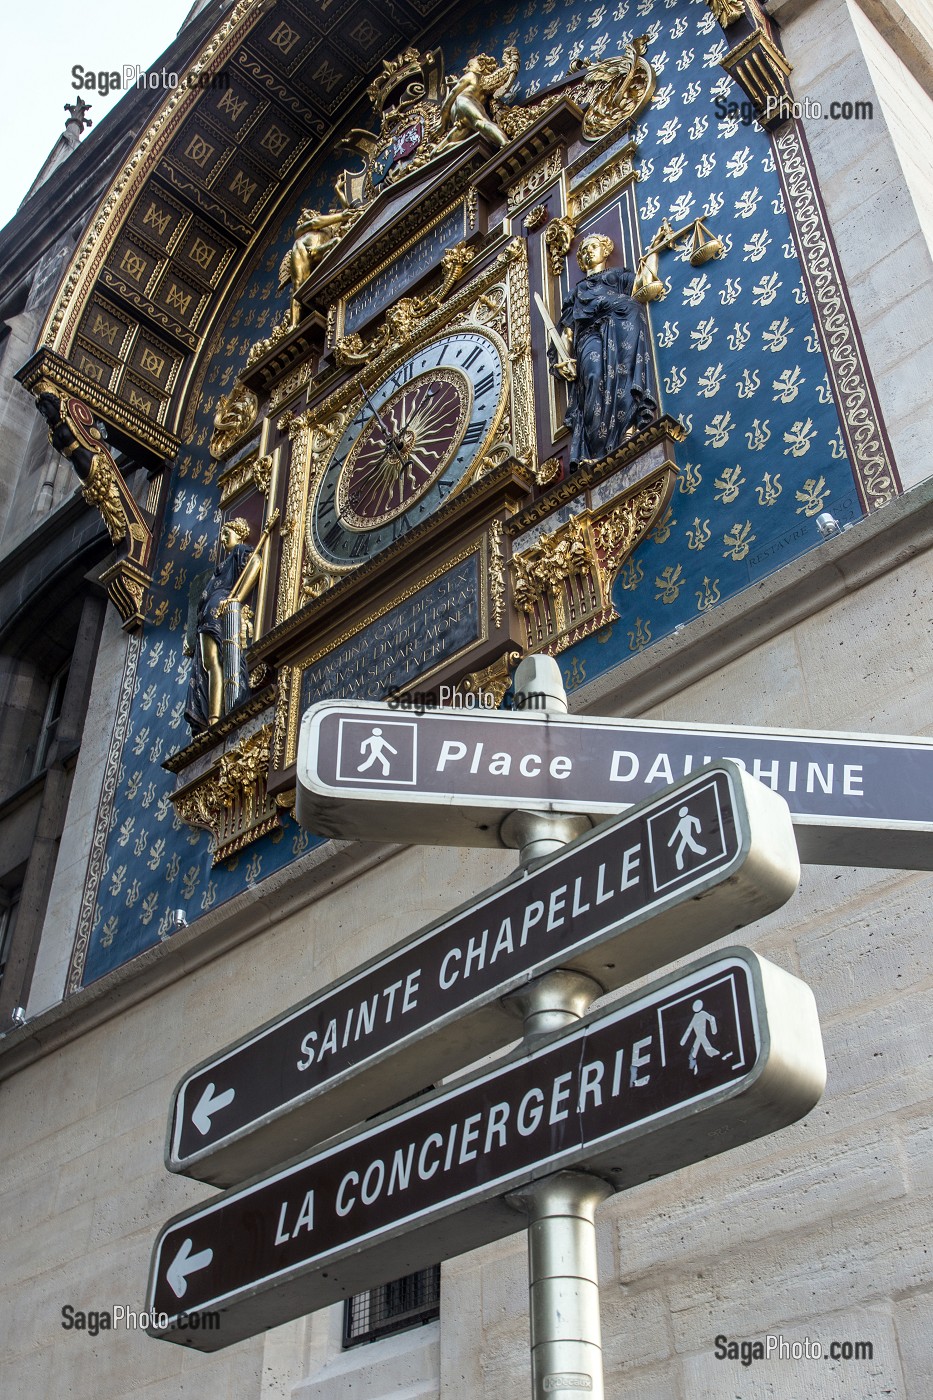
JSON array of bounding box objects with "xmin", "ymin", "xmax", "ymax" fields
[{"xmin": 299, "ymin": 553, "xmax": 482, "ymax": 708}]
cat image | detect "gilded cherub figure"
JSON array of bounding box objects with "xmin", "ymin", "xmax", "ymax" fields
[{"xmin": 438, "ymin": 46, "xmax": 520, "ymax": 150}]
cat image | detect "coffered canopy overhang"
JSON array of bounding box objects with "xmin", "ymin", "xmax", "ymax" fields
[{"xmin": 17, "ymin": 0, "xmax": 460, "ymax": 464}]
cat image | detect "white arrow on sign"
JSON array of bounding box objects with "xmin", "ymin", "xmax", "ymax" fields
[
  {"xmin": 166, "ymin": 1237, "xmax": 214, "ymax": 1299},
  {"xmin": 191, "ymin": 1082, "xmax": 236, "ymax": 1137}
]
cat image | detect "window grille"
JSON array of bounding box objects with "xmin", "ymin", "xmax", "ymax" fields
[{"xmin": 342, "ymin": 1264, "xmax": 440, "ymax": 1348}]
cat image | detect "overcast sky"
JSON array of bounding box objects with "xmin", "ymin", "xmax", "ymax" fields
[{"xmin": 0, "ymin": 0, "xmax": 194, "ymax": 230}]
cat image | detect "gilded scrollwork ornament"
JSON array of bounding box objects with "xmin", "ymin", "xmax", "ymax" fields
[
  {"xmin": 472, "ymin": 438, "xmax": 520, "ymax": 485},
  {"xmin": 78, "ymin": 446, "xmax": 128, "ymax": 542},
  {"xmin": 335, "ymin": 297, "xmax": 426, "ymax": 367},
  {"xmin": 246, "ymin": 317, "xmax": 291, "ymax": 366},
  {"xmin": 33, "ymin": 387, "xmax": 155, "ymax": 629},
  {"xmin": 470, "ymin": 284, "xmax": 508, "ymax": 335},
  {"xmin": 705, "ymin": 0, "xmax": 747, "ymax": 28},
  {"xmin": 209, "ymin": 381, "xmax": 258, "ymax": 459},
  {"xmin": 523, "ymin": 204, "xmax": 549, "ymax": 232},
  {"xmin": 544, "ymin": 216, "xmax": 577, "ymax": 277},
  {"xmin": 334, "ymin": 242, "xmax": 475, "ymax": 368},
  {"xmin": 459, "ymin": 648, "xmax": 522, "ymax": 708},
  {"xmin": 511, "ymin": 515, "xmax": 596, "ymax": 648},
  {"xmin": 171, "ymin": 723, "xmax": 280, "ymax": 864},
  {"xmin": 570, "ymin": 34, "xmax": 657, "ymax": 141},
  {"xmin": 35, "ymin": 390, "xmax": 128, "ymax": 540},
  {"xmin": 218, "ymin": 452, "xmax": 273, "ymax": 509},
  {"xmin": 510, "ymin": 467, "xmax": 675, "ymax": 654},
  {"xmin": 301, "ymin": 560, "xmax": 340, "ymax": 601},
  {"xmin": 533, "ymin": 457, "xmax": 562, "ymax": 488},
  {"xmin": 489, "ymin": 517, "xmax": 506, "ymax": 629}
]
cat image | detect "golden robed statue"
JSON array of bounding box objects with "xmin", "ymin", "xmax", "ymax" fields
[{"xmin": 279, "ymin": 206, "xmax": 358, "ymax": 324}]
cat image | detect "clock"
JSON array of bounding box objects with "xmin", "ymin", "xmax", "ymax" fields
[{"xmin": 308, "ymin": 327, "xmax": 508, "ymax": 568}]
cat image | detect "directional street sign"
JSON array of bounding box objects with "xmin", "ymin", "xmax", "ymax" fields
[
  {"xmin": 297, "ymin": 700, "xmax": 933, "ymax": 867},
  {"xmin": 168, "ymin": 762, "xmax": 799, "ymax": 1185},
  {"xmin": 147, "ymin": 948, "xmax": 825, "ymax": 1351}
]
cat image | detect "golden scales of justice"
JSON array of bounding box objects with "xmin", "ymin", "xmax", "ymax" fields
[
  {"xmin": 632, "ymin": 216, "xmax": 725, "ymax": 302},
  {"xmin": 532, "ymin": 213, "xmax": 725, "ymax": 357}
]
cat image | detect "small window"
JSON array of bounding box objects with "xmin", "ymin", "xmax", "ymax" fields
[
  {"xmin": 343, "ymin": 1265, "xmax": 440, "ymax": 1348},
  {"xmin": 31, "ymin": 661, "xmax": 70, "ymax": 777},
  {"xmin": 0, "ymin": 886, "xmax": 21, "ymax": 990}
]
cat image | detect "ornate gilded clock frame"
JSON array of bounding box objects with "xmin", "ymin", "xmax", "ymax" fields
[
  {"xmin": 153, "ymin": 7, "xmax": 900, "ymax": 867},
  {"xmin": 275, "ymin": 236, "xmax": 535, "ymax": 629}
]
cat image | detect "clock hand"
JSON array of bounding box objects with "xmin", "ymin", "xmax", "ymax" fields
[
  {"xmin": 397, "ymin": 383, "xmax": 436, "ymax": 437},
  {"xmin": 352, "ymin": 380, "xmax": 417, "ymax": 488},
  {"xmin": 356, "ymin": 379, "xmax": 396, "ymax": 446},
  {"xmin": 344, "ymin": 380, "xmax": 453, "ymax": 521}
]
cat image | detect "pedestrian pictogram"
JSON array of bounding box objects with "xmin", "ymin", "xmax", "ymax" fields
[
  {"xmin": 356, "ymin": 726, "xmax": 397, "ymax": 776},
  {"xmin": 334, "ymin": 717, "xmax": 417, "ymax": 786},
  {"xmin": 644, "ymin": 775, "xmax": 729, "ymax": 895},
  {"xmin": 669, "ymin": 805, "xmax": 706, "ymax": 868},
  {"xmin": 681, "ymin": 999, "xmax": 721, "ymax": 1074}
]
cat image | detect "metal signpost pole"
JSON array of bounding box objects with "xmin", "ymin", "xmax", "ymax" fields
[
  {"xmin": 507, "ymin": 966, "xmax": 611, "ymax": 1400},
  {"xmin": 507, "ymin": 655, "xmax": 612, "ymax": 1400},
  {"xmin": 509, "ymin": 1172, "xmax": 613, "ymax": 1400},
  {"xmin": 501, "ymin": 656, "xmax": 591, "ymax": 866}
]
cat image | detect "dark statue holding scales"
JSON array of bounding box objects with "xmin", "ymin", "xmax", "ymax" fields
[{"xmin": 548, "ymin": 233, "xmax": 658, "ymax": 469}]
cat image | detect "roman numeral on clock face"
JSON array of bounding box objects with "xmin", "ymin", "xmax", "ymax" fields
[{"xmin": 390, "ymin": 361, "xmax": 415, "ymax": 388}]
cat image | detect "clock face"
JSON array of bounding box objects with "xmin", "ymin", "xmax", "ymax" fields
[{"xmin": 309, "ymin": 329, "xmax": 507, "ymax": 568}]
